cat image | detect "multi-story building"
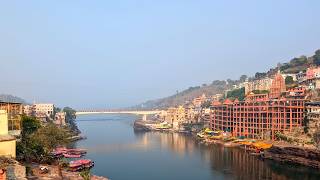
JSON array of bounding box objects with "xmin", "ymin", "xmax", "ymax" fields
[
  {"xmin": 286, "ymin": 86, "xmax": 306, "ymax": 98},
  {"xmin": 233, "ymin": 97, "xmax": 304, "ymax": 139},
  {"xmin": 23, "ymin": 105, "xmax": 34, "ymax": 116},
  {"xmin": 34, "ymin": 103, "xmax": 54, "ymax": 117},
  {"xmin": 244, "ymin": 77, "xmax": 273, "ymax": 95},
  {"xmin": 269, "ymin": 73, "xmax": 286, "ymax": 99},
  {"xmin": 165, "ymin": 106, "xmax": 186, "ymax": 129},
  {"xmin": 306, "ymin": 66, "xmax": 320, "ymax": 80},
  {"xmin": 210, "ymin": 96, "xmax": 305, "ymax": 140},
  {"xmin": 55, "ymin": 111, "xmax": 66, "ymax": 126},
  {"xmin": 184, "ymin": 104, "xmax": 197, "ymax": 124},
  {"xmin": 305, "ymin": 102, "xmax": 320, "ymax": 135},
  {"xmin": 0, "ymin": 101, "xmax": 23, "ymax": 135},
  {"xmin": 296, "ymin": 71, "xmax": 307, "ymax": 83},
  {"xmin": 210, "ymin": 99, "xmax": 233, "ymax": 132},
  {"xmin": 211, "ymin": 94, "xmax": 223, "ymax": 101},
  {"xmin": 192, "ymin": 94, "xmax": 206, "ymax": 108},
  {"xmin": 0, "ymin": 110, "xmax": 16, "ymax": 158},
  {"xmin": 210, "ymin": 74, "xmax": 305, "ymax": 140}
]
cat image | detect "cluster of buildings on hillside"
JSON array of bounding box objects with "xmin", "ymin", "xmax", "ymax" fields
[
  {"xmin": 237, "ymin": 66, "xmax": 320, "ymax": 95},
  {"xmin": 158, "ymin": 67, "xmax": 320, "ymax": 140}
]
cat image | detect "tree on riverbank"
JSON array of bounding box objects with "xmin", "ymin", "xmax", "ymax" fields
[
  {"xmin": 17, "ymin": 115, "xmax": 71, "ymax": 163},
  {"xmin": 63, "ymin": 107, "xmax": 80, "ymax": 134}
]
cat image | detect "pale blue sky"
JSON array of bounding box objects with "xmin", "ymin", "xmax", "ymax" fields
[{"xmin": 0, "ymin": 1, "xmax": 319, "ymax": 109}]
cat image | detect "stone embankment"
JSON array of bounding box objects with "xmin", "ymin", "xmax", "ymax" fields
[
  {"xmin": 263, "ymin": 144, "xmax": 320, "ymax": 169},
  {"xmin": 133, "ymin": 120, "xmax": 157, "ymax": 131}
]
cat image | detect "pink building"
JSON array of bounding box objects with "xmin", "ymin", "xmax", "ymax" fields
[{"xmin": 306, "ymin": 66, "xmax": 320, "ymax": 80}]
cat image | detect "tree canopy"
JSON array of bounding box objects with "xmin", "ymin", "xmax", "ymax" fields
[
  {"xmin": 17, "ymin": 115, "xmax": 71, "ymax": 163},
  {"xmin": 226, "ymin": 88, "xmax": 245, "ymax": 101},
  {"xmin": 285, "ymin": 76, "xmax": 294, "ymax": 85}
]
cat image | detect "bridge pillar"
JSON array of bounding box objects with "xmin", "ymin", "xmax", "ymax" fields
[{"xmin": 142, "ymin": 114, "xmax": 147, "ymax": 121}]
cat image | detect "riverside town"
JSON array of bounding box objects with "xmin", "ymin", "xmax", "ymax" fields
[
  {"xmin": 1, "ymin": 50, "xmax": 320, "ymax": 179},
  {"xmin": 1, "ymin": 1, "xmax": 320, "ymax": 180}
]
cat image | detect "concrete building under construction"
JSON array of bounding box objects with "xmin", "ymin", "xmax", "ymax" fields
[
  {"xmin": 209, "ymin": 73, "xmax": 305, "ymax": 139},
  {"xmin": 0, "ymin": 101, "xmax": 23, "ymax": 135}
]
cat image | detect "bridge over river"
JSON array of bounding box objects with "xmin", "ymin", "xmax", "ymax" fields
[{"xmin": 76, "ymin": 110, "xmax": 162, "ymax": 121}]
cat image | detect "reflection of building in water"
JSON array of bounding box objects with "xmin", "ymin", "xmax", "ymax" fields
[
  {"xmin": 133, "ymin": 130, "xmax": 320, "ymax": 179},
  {"xmin": 134, "ymin": 131, "xmax": 196, "ymax": 156},
  {"xmin": 203, "ymin": 144, "xmax": 318, "ymax": 180}
]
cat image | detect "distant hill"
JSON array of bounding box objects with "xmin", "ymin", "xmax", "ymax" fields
[
  {"xmin": 133, "ymin": 81, "xmax": 233, "ymax": 109},
  {"xmin": 134, "ymin": 49, "xmax": 320, "ymax": 110},
  {"xmin": 0, "ymin": 94, "xmax": 27, "ymax": 104}
]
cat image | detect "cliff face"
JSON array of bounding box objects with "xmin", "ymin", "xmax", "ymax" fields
[{"xmin": 263, "ymin": 145, "xmax": 320, "ymax": 169}]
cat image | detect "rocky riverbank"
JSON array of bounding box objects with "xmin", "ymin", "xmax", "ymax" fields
[{"xmin": 263, "ymin": 144, "xmax": 320, "ymax": 169}]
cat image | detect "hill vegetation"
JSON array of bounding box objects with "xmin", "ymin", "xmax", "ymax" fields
[
  {"xmin": 134, "ymin": 80, "xmax": 236, "ymax": 109},
  {"xmin": 135, "ymin": 49, "xmax": 320, "ymax": 110}
]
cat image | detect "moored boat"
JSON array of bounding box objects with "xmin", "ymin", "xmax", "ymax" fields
[
  {"xmin": 68, "ymin": 159, "xmax": 94, "ymax": 172},
  {"xmin": 63, "ymin": 153, "xmax": 82, "ymax": 158}
]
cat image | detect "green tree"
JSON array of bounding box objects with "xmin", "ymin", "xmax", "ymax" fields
[
  {"xmin": 285, "ymin": 76, "xmax": 294, "ymax": 85},
  {"xmin": 226, "ymin": 88, "xmax": 245, "ymax": 101},
  {"xmin": 255, "ymin": 72, "xmax": 267, "ymax": 79},
  {"xmin": 32, "ymin": 123, "xmax": 71, "ymax": 152},
  {"xmin": 63, "ymin": 107, "xmax": 80, "ymax": 134},
  {"xmin": 20, "ymin": 115, "xmax": 40, "ymax": 138},
  {"xmin": 17, "ymin": 116, "xmax": 44, "ymax": 162},
  {"xmin": 17, "ymin": 116, "xmax": 71, "ymax": 163},
  {"xmin": 201, "ymin": 100, "xmax": 212, "ymax": 108},
  {"xmin": 239, "ymin": 75, "xmax": 248, "ymax": 82},
  {"xmin": 313, "ymin": 49, "xmax": 320, "ymax": 66},
  {"xmin": 212, "ymin": 80, "xmax": 226, "ymax": 86},
  {"xmin": 63, "ymin": 107, "xmax": 77, "ymax": 122}
]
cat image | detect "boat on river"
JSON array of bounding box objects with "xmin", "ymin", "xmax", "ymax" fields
[
  {"xmin": 52, "ymin": 147, "xmax": 87, "ymax": 158},
  {"xmin": 68, "ymin": 159, "xmax": 94, "ymax": 172},
  {"xmin": 63, "ymin": 153, "xmax": 82, "ymax": 158}
]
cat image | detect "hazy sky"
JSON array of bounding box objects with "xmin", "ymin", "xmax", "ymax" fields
[{"xmin": 0, "ymin": 1, "xmax": 319, "ymax": 109}]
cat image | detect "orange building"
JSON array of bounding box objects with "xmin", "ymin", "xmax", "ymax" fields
[
  {"xmin": 210, "ymin": 97, "xmax": 305, "ymax": 139},
  {"xmin": 209, "ymin": 99, "xmax": 234, "ymax": 132},
  {"xmin": 269, "ymin": 73, "xmax": 286, "ymax": 99}
]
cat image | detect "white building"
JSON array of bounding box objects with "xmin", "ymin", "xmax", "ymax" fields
[
  {"xmin": 23, "ymin": 105, "xmax": 34, "ymax": 116},
  {"xmin": 55, "ymin": 112, "xmax": 66, "ymax": 126},
  {"xmin": 281, "ymin": 73, "xmax": 297, "ymax": 81},
  {"xmin": 34, "ymin": 104, "xmax": 54, "ymax": 117}
]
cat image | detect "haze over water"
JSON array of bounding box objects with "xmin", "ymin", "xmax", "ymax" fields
[{"xmin": 74, "ymin": 114, "xmax": 320, "ymax": 180}]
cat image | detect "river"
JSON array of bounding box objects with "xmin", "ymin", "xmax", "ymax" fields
[{"xmin": 74, "ymin": 114, "xmax": 320, "ymax": 180}]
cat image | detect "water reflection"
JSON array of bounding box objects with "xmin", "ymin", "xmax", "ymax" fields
[{"xmin": 133, "ymin": 130, "xmax": 320, "ymax": 180}]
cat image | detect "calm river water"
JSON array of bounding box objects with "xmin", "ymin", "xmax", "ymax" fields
[{"xmin": 74, "ymin": 114, "xmax": 320, "ymax": 180}]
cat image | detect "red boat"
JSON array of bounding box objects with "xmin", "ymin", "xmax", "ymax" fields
[
  {"xmin": 63, "ymin": 153, "xmax": 82, "ymax": 158},
  {"xmin": 68, "ymin": 159, "xmax": 94, "ymax": 172},
  {"xmin": 68, "ymin": 162, "xmax": 84, "ymax": 172},
  {"xmin": 52, "ymin": 148, "xmax": 87, "ymax": 157}
]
